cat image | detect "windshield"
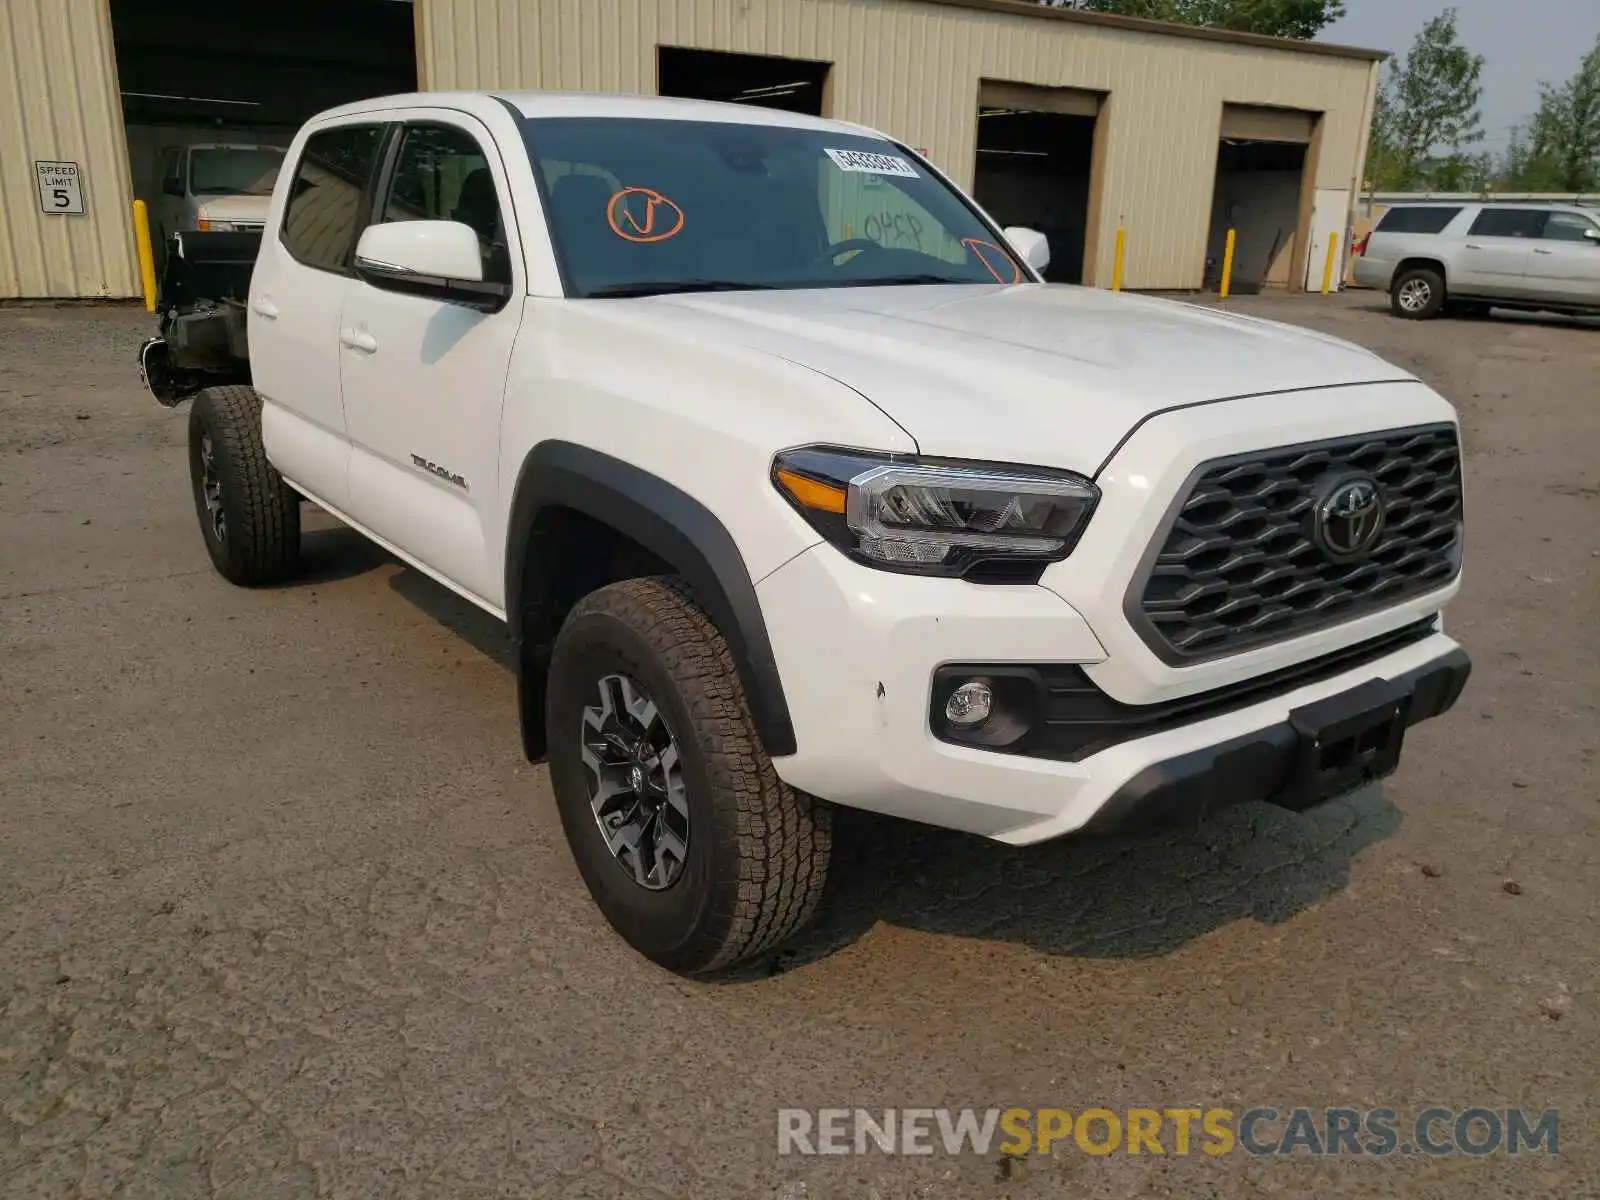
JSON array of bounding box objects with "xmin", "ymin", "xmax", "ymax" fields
[
  {"xmin": 521, "ymin": 117, "xmax": 1025, "ymax": 297},
  {"xmin": 188, "ymin": 147, "xmax": 285, "ymax": 196}
]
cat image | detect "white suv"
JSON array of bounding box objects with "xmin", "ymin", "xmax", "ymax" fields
[
  {"xmin": 174, "ymin": 92, "xmax": 1470, "ymax": 974},
  {"xmin": 1354, "ymin": 201, "xmax": 1600, "ymax": 319}
]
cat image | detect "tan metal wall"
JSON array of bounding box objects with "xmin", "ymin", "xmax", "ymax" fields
[
  {"xmin": 417, "ymin": 0, "xmax": 1376, "ymax": 290},
  {"xmin": 0, "ymin": 0, "xmax": 140, "ymax": 299}
]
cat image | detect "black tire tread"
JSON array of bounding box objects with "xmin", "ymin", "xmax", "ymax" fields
[
  {"xmin": 564, "ymin": 576, "xmax": 831, "ymax": 972},
  {"xmin": 190, "ymin": 385, "xmax": 299, "ymax": 585}
]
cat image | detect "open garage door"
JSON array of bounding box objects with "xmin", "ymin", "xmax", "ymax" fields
[
  {"xmin": 657, "ymin": 47, "xmax": 831, "ymax": 116},
  {"xmin": 112, "ymin": 0, "xmax": 416, "ymax": 248},
  {"xmin": 1205, "ymin": 104, "xmax": 1318, "ymax": 293},
  {"xmin": 972, "ymin": 81, "xmax": 1105, "ymax": 285}
]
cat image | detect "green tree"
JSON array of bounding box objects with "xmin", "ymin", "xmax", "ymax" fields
[
  {"xmin": 1043, "ymin": 0, "xmax": 1346, "ymax": 40},
  {"xmin": 1364, "ymin": 8, "xmax": 1485, "ymax": 191},
  {"xmin": 1497, "ymin": 34, "xmax": 1600, "ymax": 192}
]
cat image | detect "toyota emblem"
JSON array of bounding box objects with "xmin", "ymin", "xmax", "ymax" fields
[{"xmin": 1313, "ymin": 475, "xmax": 1386, "ymax": 559}]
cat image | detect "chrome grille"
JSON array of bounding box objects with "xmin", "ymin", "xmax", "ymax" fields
[{"xmin": 1132, "ymin": 425, "xmax": 1463, "ymax": 662}]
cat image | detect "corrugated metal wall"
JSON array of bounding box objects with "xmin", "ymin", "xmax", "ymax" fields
[
  {"xmin": 417, "ymin": 0, "xmax": 1377, "ymax": 290},
  {"xmin": 0, "ymin": 0, "xmax": 139, "ymax": 299}
]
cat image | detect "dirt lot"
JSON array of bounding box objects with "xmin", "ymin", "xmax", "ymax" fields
[{"xmin": 1, "ymin": 292, "xmax": 1596, "ymax": 1199}]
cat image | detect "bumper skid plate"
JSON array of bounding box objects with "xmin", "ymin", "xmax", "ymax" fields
[{"xmin": 1083, "ymin": 648, "xmax": 1470, "ymax": 834}]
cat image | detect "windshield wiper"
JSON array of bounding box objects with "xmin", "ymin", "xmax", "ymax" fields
[
  {"xmin": 584, "ymin": 280, "xmax": 780, "ymax": 299},
  {"xmin": 833, "ymin": 274, "xmax": 990, "ymax": 288}
]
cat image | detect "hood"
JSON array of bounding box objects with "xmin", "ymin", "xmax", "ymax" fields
[
  {"xmin": 637, "ymin": 284, "xmax": 1413, "ymax": 474},
  {"xmin": 194, "ymin": 194, "xmax": 272, "ymax": 223}
]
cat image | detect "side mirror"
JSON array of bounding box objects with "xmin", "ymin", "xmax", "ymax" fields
[
  {"xmin": 161, "ymin": 176, "xmax": 185, "ymax": 198},
  {"xmin": 1003, "ymin": 226, "xmax": 1050, "ymax": 274},
  {"xmin": 353, "ymin": 220, "xmax": 509, "ymax": 311},
  {"xmin": 1585, "ymin": 228, "xmax": 1600, "ymax": 245}
]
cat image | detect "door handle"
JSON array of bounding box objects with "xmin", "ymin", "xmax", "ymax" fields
[
  {"xmin": 1532, "ymin": 247, "xmax": 1554, "ymax": 255},
  {"xmin": 1464, "ymin": 244, "xmax": 1484, "ymax": 250},
  {"xmin": 339, "ymin": 328, "xmax": 378, "ymax": 353},
  {"xmin": 252, "ymin": 297, "xmax": 280, "ymax": 319}
]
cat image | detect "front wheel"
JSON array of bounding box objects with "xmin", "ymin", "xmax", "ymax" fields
[
  {"xmin": 546, "ymin": 576, "xmax": 831, "ymax": 975},
  {"xmin": 1391, "ymin": 267, "xmax": 1445, "ymax": 320}
]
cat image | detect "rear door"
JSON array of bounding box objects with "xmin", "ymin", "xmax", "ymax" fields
[
  {"xmin": 337, "ymin": 112, "xmax": 525, "ymax": 609},
  {"xmin": 1455, "ymin": 207, "xmax": 1546, "ymax": 297},
  {"xmin": 1526, "ymin": 210, "xmax": 1600, "ymax": 304},
  {"xmin": 249, "ymin": 120, "xmax": 388, "ymax": 511}
]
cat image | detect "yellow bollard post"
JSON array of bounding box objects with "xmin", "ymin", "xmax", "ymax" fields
[
  {"xmin": 1112, "ymin": 226, "xmax": 1126, "ymax": 292},
  {"xmin": 132, "ymin": 200, "xmax": 158, "ymax": 313},
  {"xmin": 1219, "ymin": 228, "xmax": 1237, "ymax": 300},
  {"xmin": 1321, "ymin": 231, "xmax": 1340, "ymax": 296}
]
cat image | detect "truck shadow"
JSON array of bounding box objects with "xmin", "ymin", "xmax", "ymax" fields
[
  {"xmin": 741, "ymin": 789, "xmax": 1401, "ymax": 977},
  {"xmin": 381, "ymin": 562, "xmax": 1403, "ymax": 974}
]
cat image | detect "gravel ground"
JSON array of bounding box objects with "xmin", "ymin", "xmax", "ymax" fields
[{"xmin": 1, "ymin": 292, "xmax": 1596, "ymax": 1199}]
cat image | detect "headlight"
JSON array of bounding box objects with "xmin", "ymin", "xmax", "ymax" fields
[
  {"xmin": 772, "ymin": 446, "xmax": 1098, "ymax": 578},
  {"xmin": 195, "ymin": 219, "xmax": 232, "ymax": 232}
]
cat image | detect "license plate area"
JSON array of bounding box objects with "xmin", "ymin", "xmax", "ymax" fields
[{"xmin": 1282, "ymin": 678, "xmax": 1410, "ymax": 810}]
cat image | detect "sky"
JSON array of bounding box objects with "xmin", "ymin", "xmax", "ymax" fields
[{"xmin": 1322, "ymin": 0, "xmax": 1600, "ymax": 154}]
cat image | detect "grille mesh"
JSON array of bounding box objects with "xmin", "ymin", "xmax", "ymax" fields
[{"xmin": 1133, "ymin": 425, "xmax": 1462, "ymax": 661}]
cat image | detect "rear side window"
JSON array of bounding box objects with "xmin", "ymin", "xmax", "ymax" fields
[
  {"xmin": 1467, "ymin": 208, "xmax": 1548, "ymax": 239},
  {"xmin": 281, "ymin": 125, "xmax": 386, "ymax": 274},
  {"xmin": 1375, "ymin": 206, "xmax": 1461, "ymax": 235}
]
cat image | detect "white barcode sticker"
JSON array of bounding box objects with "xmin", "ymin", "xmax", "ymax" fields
[{"xmin": 824, "ymin": 148, "xmax": 920, "ymax": 178}]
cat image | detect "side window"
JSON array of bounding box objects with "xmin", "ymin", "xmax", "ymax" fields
[
  {"xmin": 281, "ymin": 124, "xmax": 386, "ymax": 275},
  {"xmin": 1542, "ymin": 211, "xmax": 1599, "ymax": 242},
  {"xmin": 1375, "ymin": 206, "xmax": 1461, "ymax": 235},
  {"xmin": 381, "ymin": 123, "xmax": 509, "ymax": 282},
  {"xmin": 1467, "ymin": 208, "xmax": 1548, "ymax": 239}
]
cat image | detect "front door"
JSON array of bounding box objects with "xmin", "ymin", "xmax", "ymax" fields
[
  {"xmin": 338, "ymin": 115, "xmax": 524, "ymax": 610},
  {"xmin": 1526, "ymin": 210, "xmax": 1600, "ymax": 304},
  {"xmin": 1455, "ymin": 207, "xmax": 1546, "ymax": 297}
]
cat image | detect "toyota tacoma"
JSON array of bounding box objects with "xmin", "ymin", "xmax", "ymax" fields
[{"xmin": 141, "ymin": 92, "xmax": 1470, "ymax": 975}]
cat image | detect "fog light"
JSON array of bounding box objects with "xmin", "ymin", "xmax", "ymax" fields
[{"xmin": 945, "ymin": 680, "xmax": 993, "ymax": 728}]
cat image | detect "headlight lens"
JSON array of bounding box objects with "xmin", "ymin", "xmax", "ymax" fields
[{"xmin": 772, "ymin": 447, "xmax": 1098, "ymax": 577}]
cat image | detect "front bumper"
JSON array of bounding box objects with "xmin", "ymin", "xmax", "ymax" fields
[
  {"xmin": 1082, "ymin": 646, "xmax": 1468, "ymax": 834},
  {"xmin": 758, "ymin": 545, "xmax": 1466, "ymax": 845}
]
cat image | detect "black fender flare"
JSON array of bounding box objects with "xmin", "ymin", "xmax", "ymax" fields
[{"xmin": 504, "ymin": 440, "xmax": 797, "ymax": 759}]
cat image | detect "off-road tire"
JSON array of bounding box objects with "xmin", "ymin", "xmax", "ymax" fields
[
  {"xmin": 1391, "ymin": 266, "xmax": 1446, "ymax": 320},
  {"xmin": 547, "ymin": 576, "xmax": 831, "ymax": 975},
  {"xmin": 187, "ymin": 386, "xmax": 300, "ymax": 585}
]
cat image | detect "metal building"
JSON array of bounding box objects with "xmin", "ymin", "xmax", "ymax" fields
[{"xmin": 0, "ymin": 0, "xmax": 1383, "ymax": 300}]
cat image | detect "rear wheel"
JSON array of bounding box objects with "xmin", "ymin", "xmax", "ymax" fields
[
  {"xmin": 547, "ymin": 576, "xmax": 831, "ymax": 975},
  {"xmin": 187, "ymin": 386, "xmax": 300, "ymax": 585},
  {"xmin": 1391, "ymin": 267, "xmax": 1445, "ymax": 320}
]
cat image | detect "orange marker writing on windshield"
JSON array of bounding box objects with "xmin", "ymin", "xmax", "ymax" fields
[{"xmin": 607, "ymin": 187, "xmax": 685, "ymax": 243}]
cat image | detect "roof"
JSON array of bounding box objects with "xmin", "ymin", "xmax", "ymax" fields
[
  {"xmin": 313, "ymin": 91, "xmax": 887, "ymax": 135},
  {"xmin": 913, "ymin": 0, "xmax": 1388, "ymax": 62},
  {"xmin": 500, "ymin": 92, "xmax": 878, "ymax": 133}
]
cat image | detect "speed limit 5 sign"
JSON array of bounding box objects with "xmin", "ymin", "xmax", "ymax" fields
[{"xmin": 35, "ymin": 161, "xmax": 85, "ymax": 215}]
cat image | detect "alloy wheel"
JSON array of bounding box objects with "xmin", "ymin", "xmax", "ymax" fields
[
  {"xmin": 580, "ymin": 673, "xmax": 689, "ymax": 891},
  {"xmin": 199, "ymin": 433, "xmax": 226, "ymax": 543},
  {"xmin": 1398, "ymin": 278, "xmax": 1431, "ymax": 312}
]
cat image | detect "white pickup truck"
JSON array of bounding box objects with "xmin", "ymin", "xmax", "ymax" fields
[{"xmin": 147, "ymin": 91, "xmax": 1470, "ymax": 975}]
